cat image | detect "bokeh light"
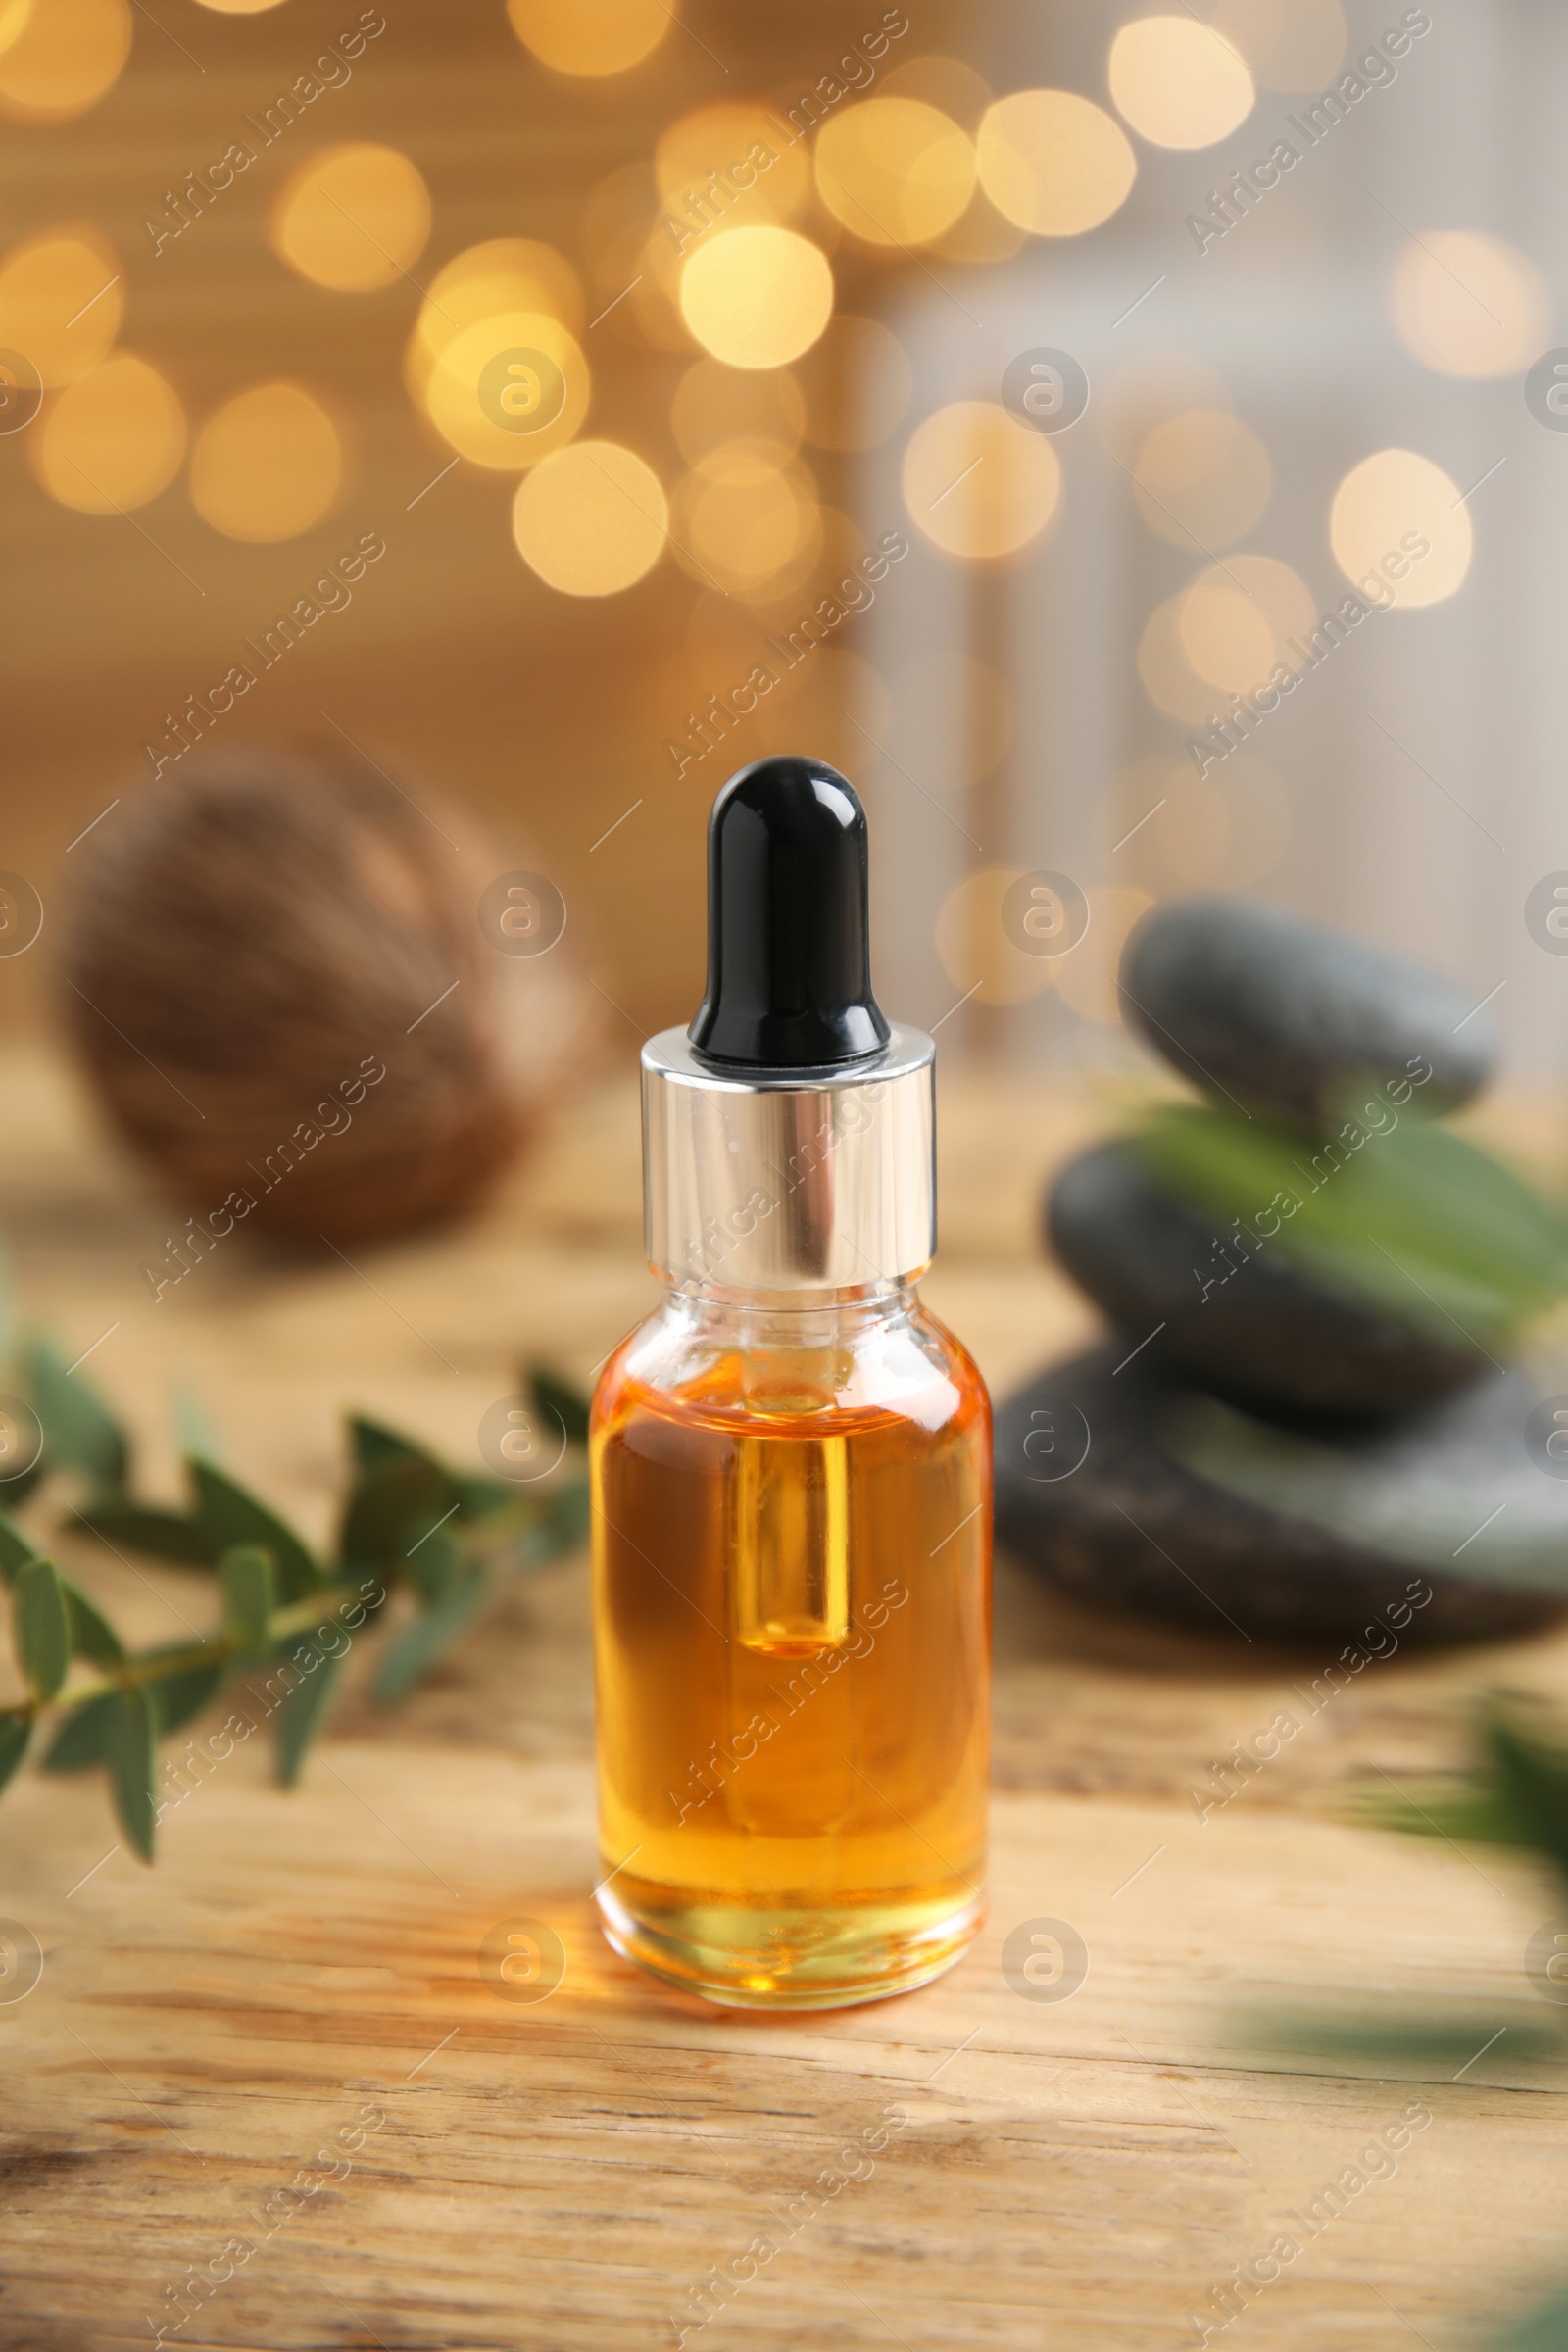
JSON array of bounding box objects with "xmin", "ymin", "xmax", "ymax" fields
[
  {"xmin": 903, "ymin": 400, "xmax": 1061, "ymax": 560},
  {"xmin": 878, "ymin": 54, "xmax": 1016, "ymax": 263},
  {"xmin": 795, "ymin": 314, "xmax": 911, "ymax": 452},
  {"xmin": 1054, "ymin": 887, "xmax": 1154, "ymax": 1023},
  {"xmin": 814, "ymin": 97, "xmax": 976, "ymax": 247},
  {"xmin": 672, "ymin": 440, "xmax": 822, "ymax": 598},
  {"xmin": 507, "ymin": 0, "xmax": 672, "ymax": 77},
  {"xmin": 1132, "ymin": 408, "xmax": 1271, "ymax": 549},
  {"xmin": 976, "ymin": 90, "xmax": 1136, "ymax": 236},
  {"xmin": 1179, "ymin": 578, "xmax": 1273, "ymax": 695},
  {"xmin": 0, "ymin": 0, "xmax": 129, "ymax": 122},
  {"xmin": 657, "ymin": 103, "xmax": 812, "ymax": 224},
  {"xmin": 189, "ymin": 382, "xmax": 343, "ymax": 542},
  {"xmin": 31, "ymin": 352, "xmax": 185, "ymax": 513},
  {"xmin": 512, "ymin": 439, "xmax": 667, "ymax": 596},
  {"xmin": 270, "ymin": 144, "xmax": 431, "ymax": 294},
  {"xmin": 0, "ymin": 230, "xmax": 122, "ymax": 387},
  {"xmin": 744, "ymin": 504, "xmax": 865, "ymax": 625},
  {"xmin": 1208, "ymin": 0, "xmax": 1346, "ymax": 92},
  {"xmin": 1108, "ymin": 18, "xmax": 1254, "ymax": 149},
  {"xmin": 422, "ymin": 308, "xmax": 588, "ymax": 470},
  {"xmin": 671, "ymin": 358, "xmax": 804, "ymax": 465},
  {"xmin": 418, "ymin": 240, "xmax": 584, "ymax": 351},
  {"xmin": 883, "ymin": 53, "xmax": 994, "ymax": 127},
  {"xmin": 0, "ymin": 1, "xmax": 34, "ymax": 59},
  {"xmin": 936, "ymin": 869, "xmax": 1057, "ymax": 1006},
  {"xmin": 1179, "ymin": 556, "xmax": 1316, "ymax": 692},
  {"xmin": 1138, "ymin": 596, "xmax": 1226, "ymax": 724},
  {"xmin": 191, "ymin": 0, "xmax": 286, "ymax": 12},
  {"xmin": 1390, "ymin": 231, "xmax": 1548, "ymax": 379},
  {"xmin": 679, "ymin": 226, "xmax": 833, "ymax": 370},
  {"xmin": 405, "ymin": 239, "xmax": 583, "ymax": 415},
  {"xmin": 1329, "ymin": 448, "xmax": 1472, "ymax": 608}
]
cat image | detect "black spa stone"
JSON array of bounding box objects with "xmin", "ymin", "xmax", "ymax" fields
[
  {"xmin": 994, "ymin": 1346, "xmax": 1568, "ymax": 1646},
  {"xmin": 1118, "ymin": 896, "xmax": 1497, "ymax": 1130},
  {"xmin": 1048, "ymin": 1141, "xmax": 1484, "ymax": 1421}
]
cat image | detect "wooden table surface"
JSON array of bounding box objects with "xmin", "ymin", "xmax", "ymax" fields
[{"xmin": 3, "ymin": 1048, "xmax": 1567, "ymax": 2352}]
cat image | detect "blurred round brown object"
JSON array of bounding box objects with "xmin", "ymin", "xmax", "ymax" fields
[{"xmin": 59, "ymin": 745, "xmax": 595, "ymax": 1241}]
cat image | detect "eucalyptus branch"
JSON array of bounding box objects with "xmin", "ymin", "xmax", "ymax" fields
[
  {"xmin": 4, "ymin": 1575, "xmax": 382, "ymax": 1725},
  {"xmin": 0, "ymin": 1347, "xmax": 592, "ymax": 1858}
]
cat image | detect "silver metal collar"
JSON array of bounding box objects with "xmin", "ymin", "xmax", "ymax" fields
[{"xmin": 641, "ymin": 1024, "xmax": 936, "ymax": 1292}]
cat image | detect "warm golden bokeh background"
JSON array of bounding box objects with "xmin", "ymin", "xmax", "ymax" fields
[
  {"xmin": 0, "ymin": 0, "xmax": 980, "ymax": 1053},
  {"xmin": 1, "ymin": 0, "xmax": 1559, "ymax": 1072}
]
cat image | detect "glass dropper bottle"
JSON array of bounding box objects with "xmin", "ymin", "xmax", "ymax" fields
[{"xmin": 590, "ymin": 753, "xmax": 991, "ymax": 2009}]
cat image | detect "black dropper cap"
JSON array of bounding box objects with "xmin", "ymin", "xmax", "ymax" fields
[{"xmin": 688, "ymin": 755, "xmax": 891, "ymax": 1070}]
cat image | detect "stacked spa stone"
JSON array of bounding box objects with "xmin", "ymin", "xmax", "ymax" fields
[{"xmin": 995, "ymin": 897, "xmax": 1568, "ymax": 1644}]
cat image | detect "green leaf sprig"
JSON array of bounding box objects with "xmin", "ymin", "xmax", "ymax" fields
[
  {"xmin": 1239, "ymin": 1704, "xmax": 1568, "ymax": 2067},
  {"xmin": 1135, "ymin": 1101, "xmax": 1568, "ymax": 1346},
  {"xmin": 1355, "ymin": 1707, "xmax": 1568, "ymax": 2347},
  {"xmin": 0, "ymin": 1348, "xmax": 591, "ymax": 1858},
  {"xmin": 1353, "ymin": 1702, "xmax": 1568, "ymax": 1885}
]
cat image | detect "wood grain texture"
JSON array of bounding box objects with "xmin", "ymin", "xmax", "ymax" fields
[{"xmin": 1, "ymin": 1050, "xmax": 1566, "ymax": 2349}]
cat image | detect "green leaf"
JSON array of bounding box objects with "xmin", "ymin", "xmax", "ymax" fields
[
  {"xmin": 373, "ymin": 1569, "xmax": 489, "ymax": 1707},
  {"xmin": 0, "ymin": 1509, "xmax": 43, "ymax": 1585},
  {"xmin": 220, "ymin": 1546, "xmax": 275, "ymax": 1653},
  {"xmin": 521, "ymin": 1477, "xmax": 590, "ymax": 1564},
  {"xmin": 403, "ymin": 1523, "xmax": 464, "ymax": 1608},
  {"xmin": 1357, "ymin": 1713, "xmax": 1568, "ymax": 1892},
  {"xmin": 73, "ymin": 1495, "xmax": 219, "ymax": 1566},
  {"xmin": 1496, "ymin": 2283, "xmax": 1568, "ymax": 2351},
  {"xmin": 527, "ymin": 1364, "xmax": 591, "ymax": 1450},
  {"xmin": 190, "ymin": 1461, "xmax": 318, "ymax": 1602},
  {"xmin": 1234, "ymin": 2002, "xmax": 1564, "ymax": 2071},
  {"xmin": 1486, "ymin": 1715, "xmax": 1568, "ymax": 1889},
  {"xmin": 42, "ymin": 1691, "xmax": 117, "ymax": 1774},
  {"xmin": 13, "ymin": 1558, "xmax": 69, "ymax": 1704},
  {"xmin": 472, "ymin": 1478, "xmax": 589, "ymax": 1576},
  {"xmin": 337, "ymin": 1452, "xmax": 455, "ymax": 1575},
  {"xmin": 1351, "ymin": 1781, "xmax": 1541, "ymax": 1849},
  {"xmin": 450, "ymin": 1473, "xmax": 515, "ymax": 1519},
  {"xmin": 108, "ymin": 1686, "xmax": 156, "ymax": 1860},
  {"xmin": 273, "ymin": 1647, "xmax": 345, "ymax": 1788},
  {"xmin": 0, "ymin": 1708, "xmax": 30, "ymax": 1794},
  {"xmin": 27, "ymin": 1337, "xmax": 129, "ymax": 1487},
  {"xmin": 339, "ymin": 1420, "xmax": 513, "ymax": 1568},
  {"xmin": 1135, "ymin": 1104, "xmax": 1568, "ymax": 1344},
  {"xmin": 63, "ymin": 1581, "xmax": 124, "ymax": 1667},
  {"xmin": 143, "ymin": 1651, "xmax": 225, "ymax": 1736},
  {"xmin": 349, "ymin": 1416, "xmax": 446, "ymax": 1480}
]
